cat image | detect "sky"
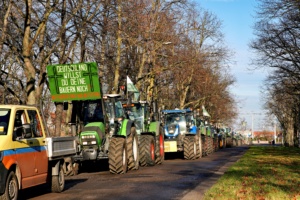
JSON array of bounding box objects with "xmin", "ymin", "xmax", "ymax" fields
[{"xmin": 195, "ymin": 0, "xmax": 268, "ymax": 131}]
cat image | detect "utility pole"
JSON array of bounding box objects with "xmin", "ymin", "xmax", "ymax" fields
[
  {"xmin": 240, "ymin": 112, "xmax": 262, "ymax": 144},
  {"xmin": 274, "ymin": 119, "xmax": 276, "ymax": 144}
]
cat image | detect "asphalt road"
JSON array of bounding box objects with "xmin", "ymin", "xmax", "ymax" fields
[{"xmin": 20, "ymin": 146, "xmax": 249, "ymax": 200}]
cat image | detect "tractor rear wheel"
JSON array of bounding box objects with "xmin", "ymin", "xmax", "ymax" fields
[
  {"xmin": 183, "ymin": 136, "xmax": 196, "ymax": 160},
  {"xmin": 139, "ymin": 135, "xmax": 155, "ymax": 166},
  {"xmin": 109, "ymin": 137, "xmax": 127, "ymax": 174},
  {"xmin": 127, "ymin": 127, "xmax": 139, "ymax": 170},
  {"xmin": 155, "ymin": 129, "xmax": 164, "ymax": 165},
  {"xmin": 195, "ymin": 134, "xmax": 202, "ymax": 159}
]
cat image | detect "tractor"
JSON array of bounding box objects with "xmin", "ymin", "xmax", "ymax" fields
[
  {"xmin": 73, "ymin": 94, "xmax": 139, "ymax": 174},
  {"xmin": 122, "ymin": 100, "xmax": 164, "ymax": 166},
  {"xmin": 161, "ymin": 108, "xmax": 202, "ymax": 160}
]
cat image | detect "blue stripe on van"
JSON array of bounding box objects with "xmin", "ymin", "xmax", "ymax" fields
[{"xmin": 3, "ymin": 146, "xmax": 46, "ymax": 156}]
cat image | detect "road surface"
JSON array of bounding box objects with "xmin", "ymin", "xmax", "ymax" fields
[{"xmin": 20, "ymin": 146, "xmax": 249, "ymax": 200}]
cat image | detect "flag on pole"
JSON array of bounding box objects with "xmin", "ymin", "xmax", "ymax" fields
[
  {"xmin": 202, "ymin": 105, "xmax": 211, "ymax": 118},
  {"xmin": 126, "ymin": 76, "xmax": 140, "ymax": 101}
]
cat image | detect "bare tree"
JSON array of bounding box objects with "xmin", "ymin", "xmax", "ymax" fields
[{"xmin": 251, "ymin": 0, "xmax": 300, "ymax": 146}]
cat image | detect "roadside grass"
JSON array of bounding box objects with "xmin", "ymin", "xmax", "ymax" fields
[{"xmin": 203, "ymin": 146, "xmax": 300, "ymax": 200}]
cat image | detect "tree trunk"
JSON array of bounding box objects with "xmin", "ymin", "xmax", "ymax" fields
[
  {"xmin": 23, "ymin": 0, "xmax": 36, "ymax": 105},
  {"xmin": 112, "ymin": 0, "xmax": 122, "ymax": 94},
  {"xmin": 55, "ymin": 103, "xmax": 64, "ymax": 137}
]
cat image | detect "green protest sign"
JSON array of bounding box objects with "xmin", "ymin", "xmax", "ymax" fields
[{"xmin": 47, "ymin": 62, "xmax": 101, "ymax": 102}]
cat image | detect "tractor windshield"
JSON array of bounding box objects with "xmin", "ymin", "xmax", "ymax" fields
[
  {"xmin": 165, "ymin": 113, "xmax": 187, "ymax": 134},
  {"xmin": 165, "ymin": 113, "xmax": 185, "ymax": 125},
  {"xmin": 83, "ymin": 100, "xmax": 104, "ymax": 124},
  {"xmin": 104, "ymin": 100, "xmax": 125, "ymax": 120}
]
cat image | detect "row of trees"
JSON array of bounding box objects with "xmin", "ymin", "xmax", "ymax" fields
[
  {"xmin": 251, "ymin": 0, "xmax": 300, "ymax": 146},
  {"xmin": 0, "ymin": 0, "xmax": 237, "ymax": 135}
]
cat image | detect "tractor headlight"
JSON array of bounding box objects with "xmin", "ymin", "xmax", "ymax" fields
[{"xmin": 81, "ymin": 135, "xmax": 96, "ymax": 139}]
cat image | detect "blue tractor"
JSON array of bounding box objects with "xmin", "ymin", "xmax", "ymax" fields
[{"xmin": 161, "ymin": 109, "xmax": 202, "ymax": 160}]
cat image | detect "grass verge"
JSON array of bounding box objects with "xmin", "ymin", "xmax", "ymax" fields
[{"xmin": 203, "ymin": 146, "xmax": 300, "ymax": 200}]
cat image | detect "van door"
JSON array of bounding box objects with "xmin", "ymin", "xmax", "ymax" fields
[
  {"xmin": 27, "ymin": 109, "xmax": 48, "ymax": 185},
  {"xmin": 13, "ymin": 109, "xmax": 36, "ymax": 189}
]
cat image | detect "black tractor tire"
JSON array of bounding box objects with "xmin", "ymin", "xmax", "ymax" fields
[
  {"xmin": 155, "ymin": 131, "xmax": 164, "ymax": 165},
  {"xmin": 51, "ymin": 164, "xmax": 65, "ymax": 193},
  {"xmin": 108, "ymin": 137, "xmax": 127, "ymax": 174},
  {"xmin": 139, "ymin": 135, "xmax": 155, "ymax": 166},
  {"xmin": 127, "ymin": 127, "xmax": 139, "ymax": 170},
  {"xmin": 195, "ymin": 134, "xmax": 202, "ymax": 159},
  {"xmin": 183, "ymin": 136, "xmax": 197, "ymax": 160},
  {"xmin": 0, "ymin": 171, "xmax": 18, "ymax": 200}
]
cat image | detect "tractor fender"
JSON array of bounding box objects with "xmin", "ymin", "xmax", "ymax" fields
[
  {"xmin": 149, "ymin": 121, "xmax": 161, "ymax": 137},
  {"xmin": 141, "ymin": 131, "xmax": 155, "ymax": 136},
  {"xmin": 185, "ymin": 133, "xmax": 197, "ymax": 137},
  {"xmin": 125, "ymin": 120, "xmax": 135, "ymax": 137}
]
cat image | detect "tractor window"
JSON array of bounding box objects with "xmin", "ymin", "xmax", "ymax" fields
[
  {"xmin": 104, "ymin": 101, "xmax": 113, "ymax": 119},
  {"xmin": 93, "ymin": 103, "xmax": 104, "ymax": 121},
  {"xmin": 115, "ymin": 101, "xmax": 124, "ymax": 118},
  {"xmin": 0, "ymin": 109, "xmax": 10, "ymax": 135}
]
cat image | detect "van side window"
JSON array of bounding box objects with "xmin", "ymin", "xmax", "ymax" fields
[
  {"xmin": 27, "ymin": 110, "xmax": 42, "ymax": 137},
  {"xmin": 14, "ymin": 110, "xmax": 30, "ymax": 138}
]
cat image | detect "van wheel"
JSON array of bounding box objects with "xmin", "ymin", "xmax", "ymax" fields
[
  {"xmin": 51, "ymin": 164, "xmax": 65, "ymax": 193},
  {"xmin": 0, "ymin": 171, "xmax": 18, "ymax": 200}
]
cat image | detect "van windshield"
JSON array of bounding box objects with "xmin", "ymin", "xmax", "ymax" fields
[{"xmin": 0, "ymin": 109, "xmax": 10, "ymax": 135}]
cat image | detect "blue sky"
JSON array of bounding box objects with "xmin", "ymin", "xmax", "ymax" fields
[{"xmin": 195, "ymin": 0, "xmax": 268, "ymax": 130}]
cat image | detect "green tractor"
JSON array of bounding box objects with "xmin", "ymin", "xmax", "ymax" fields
[
  {"xmin": 123, "ymin": 100, "xmax": 164, "ymax": 166},
  {"xmin": 73, "ymin": 94, "xmax": 139, "ymax": 174},
  {"xmin": 47, "ymin": 62, "xmax": 139, "ymax": 174}
]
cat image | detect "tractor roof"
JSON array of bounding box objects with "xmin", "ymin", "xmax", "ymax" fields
[{"xmin": 161, "ymin": 108, "xmax": 192, "ymax": 114}]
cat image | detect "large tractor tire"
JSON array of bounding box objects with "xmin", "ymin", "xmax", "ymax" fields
[
  {"xmin": 0, "ymin": 171, "xmax": 18, "ymax": 200},
  {"xmin": 195, "ymin": 134, "xmax": 202, "ymax": 159},
  {"xmin": 51, "ymin": 163, "xmax": 65, "ymax": 193},
  {"xmin": 183, "ymin": 136, "xmax": 196, "ymax": 160},
  {"xmin": 155, "ymin": 132, "xmax": 164, "ymax": 165},
  {"xmin": 127, "ymin": 127, "xmax": 139, "ymax": 170},
  {"xmin": 108, "ymin": 137, "xmax": 127, "ymax": 174},
  {"xmin": 139, "ymin": 135, "xmax": 155, "ymax": 166}
]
